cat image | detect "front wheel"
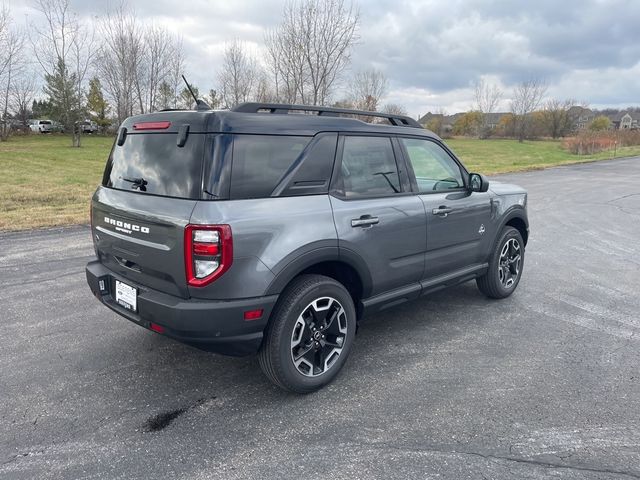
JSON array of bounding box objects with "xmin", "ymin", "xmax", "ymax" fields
[
  {"xmin": 476, "ymin": 226, "xmax": 525, "ymax": 299},
  {"xmin": 258, "ymin": 274, "xmax": 356, "ymax": 393}
]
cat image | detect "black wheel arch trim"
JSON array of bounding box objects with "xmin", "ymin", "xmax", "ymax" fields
[
  {"xmin": 495, "ymin": 206, "xmax": 529, "ymax": 246},
  {"xmin": 264, "ymin": 246, "xmax": 373, "ymax": 298}
]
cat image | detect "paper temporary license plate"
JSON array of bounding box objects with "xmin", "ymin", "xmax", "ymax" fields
[{"xmin": 115, "ymin": 280, "xmax": 137, "ymax": 312}]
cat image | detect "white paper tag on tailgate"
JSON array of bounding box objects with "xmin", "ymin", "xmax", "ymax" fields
[{"xmin": 115, "ymin": 280, "xmax": 137, "ymax": 312}]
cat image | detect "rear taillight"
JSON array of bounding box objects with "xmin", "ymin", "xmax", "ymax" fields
[{"xmin": 184, "ymin": 225, "xmax": 233, "ymax": 287}]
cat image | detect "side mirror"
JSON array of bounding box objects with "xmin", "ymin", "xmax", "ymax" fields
[{"xmin": 469, "ymin": 173, "xmax": 489, "ymax": 193}]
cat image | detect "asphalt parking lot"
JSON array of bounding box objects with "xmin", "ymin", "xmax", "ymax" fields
[{"xmin": 1, "ymin": 157, "xmax": 639, "ymax": 479}]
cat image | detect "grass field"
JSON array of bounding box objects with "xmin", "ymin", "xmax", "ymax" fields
[
  {"xmin": 0, "ymin": 135, "xmax": 112, "ymax": 230},
  {"xmin": 1, "ymin": 134, "xmax": 640, "ymax": 231}
]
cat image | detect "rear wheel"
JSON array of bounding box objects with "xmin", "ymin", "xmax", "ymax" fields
[
  {"xmin": 476, "ymin": 226, "xmax": 524, "ymax": 299},
  {"xmin": 258, "ymin": 274, "xmax": 356, "ymax": 393}
]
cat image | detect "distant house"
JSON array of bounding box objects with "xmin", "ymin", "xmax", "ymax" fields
[
  {"xmin": 418, "ymin": 112, "xmax": 463, "ymax": 133},
  {"xmin": 484, "ymin": 112, "xmax": 508, "ymax": 129},
  {"xmin": 568, "ymin": 106, "xmax": 594, "ymax": 130},
  {"xmin": 609, "ymin": 111, "xmax": 640, "ymax": 130},
  {"xmin": 418, "ymin": 112, "xmax": 444, "ymax": 126},
  {"xmin": 418, "ymin": 111, "xmax": 505, "ymax": 131}
]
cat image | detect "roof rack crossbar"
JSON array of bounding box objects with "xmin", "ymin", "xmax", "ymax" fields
[{"xmin": 232, "ymin": 103, "xmax": 423, "ymax": 129}]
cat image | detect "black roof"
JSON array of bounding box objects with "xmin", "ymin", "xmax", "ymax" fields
[{"xmin": 120, "ymin": 103, "xmax": 437, "ymax": 139}]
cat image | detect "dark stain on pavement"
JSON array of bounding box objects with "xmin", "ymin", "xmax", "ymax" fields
[{"xmin": 142, "ymin": 397, "xmax": 214, "ymax": 432}]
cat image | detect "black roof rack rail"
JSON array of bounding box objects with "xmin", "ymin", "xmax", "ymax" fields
[{"xmin": 232, "ymin": 102, "xmax": 423, "ymax": 129}]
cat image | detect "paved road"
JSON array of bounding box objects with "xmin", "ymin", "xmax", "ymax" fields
[{"xmin": 1, "ymin": 157, "xmax": 640, "ymax": 479}]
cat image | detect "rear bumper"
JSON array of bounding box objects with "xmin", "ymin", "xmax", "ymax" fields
[{"xmin": 86, "ymin": 260, "xmax": 278, "ymax": 356}]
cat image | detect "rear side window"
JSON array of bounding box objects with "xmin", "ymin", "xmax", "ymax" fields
[
  {"xmin": 102, "ymin": 134, "xmax": 205, "ymax": 199},
  {"xmin": 340, "ymin": 136, "xmax": 401, "ymax": 197},
  {"xmin": 230, "ymin": 135, "xmax": 311, "ymax": 199}
]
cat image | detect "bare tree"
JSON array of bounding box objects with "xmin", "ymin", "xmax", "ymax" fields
[
  {"xmin": 542, "ymin": 98, "xmax": 580, "ymax": 138},
  {"xmin": 0, "ymin": 5, "xmax": 26, "ymax": 140},
  {"xmin": 349, "ymin": 69, "xmax": 388, "ymax": 112},
  {"xmin": 140, "ymin": 24, "xmax": 182, "ymax": 113},
  {"xmin": 96, "ymin": 4, "xmax": 145, "ymax": 125},
  {"xmin": 510, "ymin": 78, "xmax": 547, "ymax": 142},
  {"xmin": 218, "ymin": 39, "xmax": 259, "ymax": 108},
  {"xmin": 254, "ymin": 72, "xmax": 277, "ymax": 104},
  {"xmin": 11, "ymin": 75, "xmax": 37, "ymax": 129},
  {"xmin": 31, "ymin": 0, "xmax": 94, "ymax": 147},
  {"xmin": 265, "ymin": 0, "xmax": 359, "ymax": 105},
  {"xmin": 381, "ymin": 103, "xmax": 409, "ymax": 116},
  {"xmin": 474, "ymin": 78, "xmax": 502, "ymax": 139}
]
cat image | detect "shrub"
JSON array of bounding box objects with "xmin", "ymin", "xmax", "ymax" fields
[{"xmin": 562, "ymin": 130, "xmax": 640, "ymax": 155}]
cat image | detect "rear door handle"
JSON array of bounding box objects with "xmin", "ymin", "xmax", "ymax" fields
[
  {"xmin": 432, "ymin": 206, "xmax": 453, "ymax": 217},
  {"xmin": 351, "ymin": 215, "xmax": 379, "ymax": 228}
]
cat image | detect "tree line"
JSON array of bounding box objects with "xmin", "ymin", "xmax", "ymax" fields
[{"xmin": 427, "ymin": 79, "xmax": 627, "ymax": 142}]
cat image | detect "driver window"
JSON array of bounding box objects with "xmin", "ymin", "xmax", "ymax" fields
[{"xmin": 400, "ymin": 138, "xmax": 464, "ymax": 192}]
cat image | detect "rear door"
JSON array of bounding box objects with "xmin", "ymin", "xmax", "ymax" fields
[
  {"xmin": 330, "ymin": 135, "xmax": 427, "ymax": 298},
  {"xmin": 92, "ymin": 126, "xmax": 207, "ymax": 299},
  {"xmin": 398, "ymin": 137, "xmax": 492, "ymax": 279}
]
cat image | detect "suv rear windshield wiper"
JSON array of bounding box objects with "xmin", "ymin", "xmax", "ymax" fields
[{"xmin": 121, "ymin": 177, "xmax": 148, "ymax": 191}]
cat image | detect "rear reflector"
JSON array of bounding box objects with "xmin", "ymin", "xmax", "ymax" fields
[
  {"xmin": 243, "ymin": 309, "xmax": 264, "ymax": 321},
  {"xmin": 150, "ymin": 323, "xmax": 165, "ymax": 333},
  {"xmin": 133, "ymin": 121, "xmax": 171, "ymax": 131},
  {"xmin": 193, "ymin": 242, "xmax": 220, "ymax": 255}
]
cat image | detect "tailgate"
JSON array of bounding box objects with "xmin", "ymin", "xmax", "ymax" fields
[{"xmin": 91, "ymin": 187, "xmax": 196, "ymax": 299}]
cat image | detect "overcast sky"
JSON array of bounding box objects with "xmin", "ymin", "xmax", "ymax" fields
[{"xmin": 7, "ymin": 0, "xmax": 640, "ymax": 118}]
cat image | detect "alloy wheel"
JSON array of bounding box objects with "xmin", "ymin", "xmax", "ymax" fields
[
  {"xmin": 498, "ymin": 238, "xmax": 521, "ymax": 289},
  {"xmin": 290, "ymin": 297, "xmax": 348, "ymax": 377}
]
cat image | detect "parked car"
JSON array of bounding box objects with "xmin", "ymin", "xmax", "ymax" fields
[
  {"xmin": 51, "ymin": 121, "xmax": 65, "ymax": 133},
  {"xmin": 86, "ymin": 102, "xmax": 529, "ymax": 393},
  {"xmin": 77, "ymin": 120, "xmax": 98, "ymax": 134},
  {"xmin": 29, "ymin": 120, "xmax": 53, "ymax": 133},
  {"xmin": 10, "ymin": 120, "xmax": 30, "ymax": 133}
]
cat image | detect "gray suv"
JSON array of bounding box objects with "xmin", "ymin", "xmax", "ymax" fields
[{"xmin": 86, "ymin": 103, "xmax": 529, "ymax": 393}]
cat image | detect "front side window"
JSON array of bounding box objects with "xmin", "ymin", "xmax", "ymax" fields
[
  {"xmin": 401, "ymin": 138, "xmax": 464, "ymax": 192},
  {"xmin": 340, "ymin": 136, "xmax": 401, "ymax": 197}
]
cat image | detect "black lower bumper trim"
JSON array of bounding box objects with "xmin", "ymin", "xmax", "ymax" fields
[{"xmin": 86, "ymin": 260, "xmax": 278, "ymax": 356}]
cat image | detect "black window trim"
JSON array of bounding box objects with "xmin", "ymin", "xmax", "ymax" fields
[
  {"xmin": 329, "ymin": 132, "xmax": 414, "ymax": 201},
  {"xmin": 396, "ymin": 135, "xmax": 470, "ymax": 195}
]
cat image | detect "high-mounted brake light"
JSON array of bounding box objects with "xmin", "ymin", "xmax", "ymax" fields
[
  {"xmin": 132, "ymin": 121, "xmax": 171, "ymax": 131},
  {"xmin": 185, "ymin": 225, "xmax": 233, "ymax": 287}
]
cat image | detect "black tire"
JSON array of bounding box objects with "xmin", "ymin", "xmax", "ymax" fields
[
  {"xmin": 476, "ymin": 226, "xmax": 525, "ymax": 299},
  {"xmin": 258, "ymin": 274, "xmax": 357, "ymax": 393}
]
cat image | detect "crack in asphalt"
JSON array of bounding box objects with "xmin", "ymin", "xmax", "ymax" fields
[
  {"xmin": 360, "ymin": 442, "xmax": 640, "ymax": 478},
  {"xmin": 1, "ymin": 449, "xmax": 46, "ymax": 466}
]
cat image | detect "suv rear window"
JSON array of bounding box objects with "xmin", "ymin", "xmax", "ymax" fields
[
  {"xmin": 230, "ymin": 135, "xmax": 311, "ymax": 199},
  {"xmin": 102, "ymin": 133, "xmax": 205, "ymax": 199}
]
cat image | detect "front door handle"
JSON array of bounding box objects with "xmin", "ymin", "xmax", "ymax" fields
[
  {"xmin": 351, "ymin": 215, "xmax": 379, "ymax": 228},
  {"xmin": 432, "ymin": 206, "xmax": 453, "ymax": 217}
]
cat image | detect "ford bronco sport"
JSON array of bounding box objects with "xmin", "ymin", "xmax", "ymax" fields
[{"xmin": 86, "ymin": 102, "xmax": 529, "ymax": 393}]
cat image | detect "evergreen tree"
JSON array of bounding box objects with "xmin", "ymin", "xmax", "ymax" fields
[
  {"xmin": 86, "ymin": 77, "xmax": 110, "ymax": 128},
  {"xmin": 42, "ymin": 59, "xmax": 83, "ymax": 136}
]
